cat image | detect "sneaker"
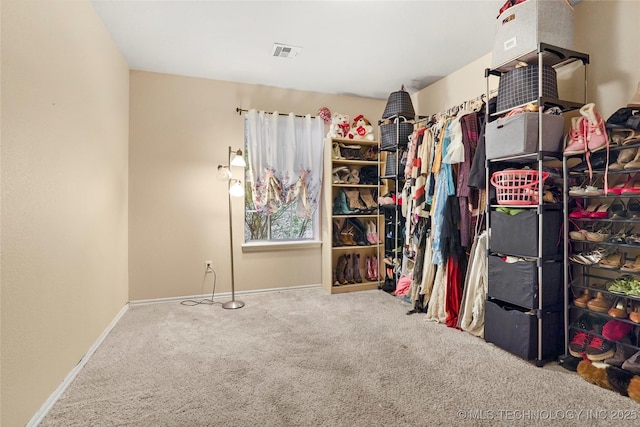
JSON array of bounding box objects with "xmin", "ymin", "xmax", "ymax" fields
[
  {"xmin": 621, "ymin": 350, "xmax": 640, "ymax": 374},
  {"xmin": 586, "ymin": 325, "xmax": 616, "ymax": 361},
  {"xmin": 605, "ymin": 335, "xmax": 635, "ymax": 368},
  {"xmin": 580, "ymin": 103, "xmax": 609, "ymax": 152},
  {"xmin": 569, "ymin": 330, "xmax": 592, "ymax": 357}
]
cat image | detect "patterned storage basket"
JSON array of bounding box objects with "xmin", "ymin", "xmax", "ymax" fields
[
  {"xmin": 380, "ymin": 120, "xmax": 413, "ymax": 151},
  {"xmin": 496, "ymin": 65, "xmax": 558, "ymax": 113},
  {"xmin": 384, "ymin": 149, "xmax": 408, "ymax": 178},
  {"xmin": 382, "ymin": 86, "xmax": 415, "ymax": 120}
]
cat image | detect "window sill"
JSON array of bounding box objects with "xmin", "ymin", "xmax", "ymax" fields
[{"xmin": 241, "ymin": 240, "xmax": 322, "ymax": 253}]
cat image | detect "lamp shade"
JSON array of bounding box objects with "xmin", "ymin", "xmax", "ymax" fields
[{"xmin": 382, "ymin": 85, "xmax": 415, "ymax": 120}]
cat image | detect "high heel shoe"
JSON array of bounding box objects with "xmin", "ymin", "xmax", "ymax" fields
[
  {"xmin": 588, "ymin": 201, "xmax": 613, "ymax": 219},
  {"xmin": 608, "ymin": 297, "xmax": 628, "ymax": 318}
]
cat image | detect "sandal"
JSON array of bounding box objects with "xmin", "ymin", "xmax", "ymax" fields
[
  {"xmin": 621, "ymin": 255, "xmax": 640, "ymax": 273},
  {"xmin": 585, "ymin": 223, "xmax": 612, "ymax": 242},
  {"xmin": 598, "ymin": 251, "xmax": 624, "ymax": 269},
  {"xmin": 608, "ymin": 198, "xmax": 628, "ymax": 220}
]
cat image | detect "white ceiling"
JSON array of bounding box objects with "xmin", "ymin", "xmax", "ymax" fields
[{"xmin": 90, "ymin": 0, "xmax": 508, "ymax": 100}]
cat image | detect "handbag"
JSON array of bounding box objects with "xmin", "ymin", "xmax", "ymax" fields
[{"xmin": 380, "ymin": 119, "xmax": 413, "ymax": 151}]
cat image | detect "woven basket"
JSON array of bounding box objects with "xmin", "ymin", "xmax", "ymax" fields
[
  {"xmin": 496, "ymin": 65, "xmax": 558, "ymax": 113},
  {"xmin": 384, "ymin": 149, "xmax": 407, "ymax": 177},
  {"xmin": 382, "ymin": 86, "xmax": 415, "ymax": 120},
  {"xmin": 380, "ymin": 120, "xmax": 413, "ymax": 151}
]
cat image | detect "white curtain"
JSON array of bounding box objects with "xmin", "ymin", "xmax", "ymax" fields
[{"xmin": 244, "ymin": 109, "xmax": 325, "ymax": 219}]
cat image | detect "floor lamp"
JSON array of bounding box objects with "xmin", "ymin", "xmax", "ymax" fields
[{"xmin": 218, "ymin": 146, "xmax": 246, "ymax": 309}]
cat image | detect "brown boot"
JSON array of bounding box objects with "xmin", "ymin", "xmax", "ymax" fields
[
  {"xmin": 352, "ymin": 253, "xmax": 362, "ymax": 283},
  {"xmin": 335, "ymin": 255, "xmax": 348, "ymax": 285}
]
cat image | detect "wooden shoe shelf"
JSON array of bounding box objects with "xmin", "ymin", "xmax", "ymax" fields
[
  {"xmin": 321, "ymin": 137, "xmax": 383, "ymax": 294},
  {"xmin": 484, "ymin": 44, "xmax": 589, "ymax": 366},
  {"xmin": 565, "ymin": 140, "xmax": 640, "ymax": 362}
]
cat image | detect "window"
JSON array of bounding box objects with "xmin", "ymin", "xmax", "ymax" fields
[{"xmin": 242, "ymin": 110, "xmax": 324, "ymax": 244}]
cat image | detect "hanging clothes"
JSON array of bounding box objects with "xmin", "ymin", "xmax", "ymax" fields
[{"xmin": 457, "ymin": 230, "xmax": 488, "ymax": 337}]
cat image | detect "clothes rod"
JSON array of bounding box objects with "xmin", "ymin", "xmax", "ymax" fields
[{"xmin": 235, "ymin": 107, "xmax": 317, "ymax": 119}]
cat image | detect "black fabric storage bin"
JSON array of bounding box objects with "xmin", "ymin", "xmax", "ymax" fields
[
  {"xmin": 490, "ymin": 210, "xmax": 561, "ymax": 257},
  {"xmin": 488, "ymin": 256, "xmax": 563, "ymax": 310},
  {"xmin": 496, "ymin": 65, "xmax": 558, "ymax": 113},
  {"xmin": 484, "ymin": 299, "xmax": 563, "ymax": 360},
  {"xmin": 380, "ymin": 121, "xmax": 413, "ymax": 151}
]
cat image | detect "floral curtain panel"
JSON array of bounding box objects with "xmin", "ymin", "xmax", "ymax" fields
[{"xmin": 244, "ymin": 109, "xmax": 325, "ymax": 219}]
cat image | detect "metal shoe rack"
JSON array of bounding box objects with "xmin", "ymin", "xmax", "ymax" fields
[
  {"xmin": 378, "ymin": 114, "xmax": 413, "ymax": 291},
  {"xmin": 485, "ymin": 43, "xmax": 589, "ymax": 366},
  {"xmin": 563, "ymin": 125, "xmax": 640, "ymax": 363}
]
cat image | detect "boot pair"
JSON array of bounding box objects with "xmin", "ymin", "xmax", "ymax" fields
[
  {"xmin": 333, "ymin": 253, "xmax": 363, "ymax": 286},
  {"xmin": 332, "ymin": 167, "xmax": 359, "ymax": 184},
  {"xmin": 335, "ymin": 218, "xmax": 368, "ymax": 246},
  {"xmin": 564, "ymin": 103, "xmax": 609, "ymax": 155},
  {"xmin": 364, "ymin": 255, "xmax": 378, "ymax": 281}
]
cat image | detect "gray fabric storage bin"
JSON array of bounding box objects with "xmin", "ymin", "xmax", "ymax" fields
[
  {"xmin": 488, "ymin": 255, "xmax": 563, "ymax": 310},
  {"xmin": 491, "ymin": 0, "xmax": 574, "ymax": 69},
  {"xmin": 486, "ymin": 113, "xmax": 565, "ymax": 159},
  {"xmin": 490, "ymin": 210, "xmax": 561, "ymax": 257},
  {"xmin": 484, "ymin": 299, "xmax": 564, "ymax": 360}
]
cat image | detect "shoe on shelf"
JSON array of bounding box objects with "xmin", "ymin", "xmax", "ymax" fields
[
  {"xmin": 569, "ymin": 329, "xmax": 592, "ymax": 358},
  {"xmin": 630, "ymin": 300, "xmax": 640, "ymax": 323},
  {"xmin": 610, "ymin": 147, "xmax": 638, "ymax": 171},
  {"xmin": 585, "ymin": 224, "xmax": 612, "ymax": 242},
  {"xmin": 605, "ymin": 335, "xmax": 636, "ymax": 368},
  {"xmin": 602, "ymin": 318, "xmax": 634, "ymax": 341},
  {"xmin": 564, "ymin": 116, "xmax": 587, "ymax": 155},
  {"xmin": 620, "ymin": 255, "xmax": 640, "ymax": 273},
  {"xmin": 621, "ymin": 350, "xmax": 640, "ymax": 374},
  {"xmin": 607, "ymin": 198, "xmax": 628, "ymax": 220},
  {"xmin": 608, "ymin": 297, "xmax": 629, "ymax": 318},
  {"xmin": 624, "ymin": 149, "xmax": 640, "ymax": 171},
  {"xmin": 598, "ymin": 251, "xmax": 624, "ymax": 269},
  {"xmin": 587, "ymin": 291, "xmax": 612, "ymax": 313},
  {"xmin": 573, "ymin": 289, "xmax": 592, "ymax": 308},
  {"xmin": 585, "ymin": 325, "xmax": 615, "ymax": 361},
  {"xmin": 580, "ymin": 103, "xmax": 609, "ymax": 153}
]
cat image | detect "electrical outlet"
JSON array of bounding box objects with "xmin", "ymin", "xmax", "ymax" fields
[{"xmin": 204, "ymin": 261, "xmax": 213, "ymax": 271}]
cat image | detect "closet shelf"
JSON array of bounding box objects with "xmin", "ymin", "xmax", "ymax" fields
[
  {"xmin": 487, "ymin": 43, "xmax": 590, "ymax": 74},
  {"xmin": 486, "ymin": 150, "xmax": 562, "ymax": 163},
  {"xmin": 333, "ymin": 159, "xmax": 379, "ymax": 166}
]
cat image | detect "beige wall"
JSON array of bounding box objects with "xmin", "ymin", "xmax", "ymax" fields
[
  {"xmin": 0, "ymin": 1, "xmax": 129, "ymax": 425},
  {"xmin": 129, "ymin": 71, "xmax": 385, "ymax": 300},
  {"xmin": 414, "ymin": 0, "xmax": 640, "ymax": 120}
]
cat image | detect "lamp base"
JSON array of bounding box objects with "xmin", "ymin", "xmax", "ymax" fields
[{"xmin": 222, "ymin": 300, "xmax": 245, "ymax": 310}]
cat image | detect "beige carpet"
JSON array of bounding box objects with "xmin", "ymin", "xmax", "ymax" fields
[{"xmin": 41, "ymin": 287, "xmax": 640, "ymax": 426}]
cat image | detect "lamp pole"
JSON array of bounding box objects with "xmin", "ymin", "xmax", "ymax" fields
[{"xmin": 222, "ymin": 146, "xmax": 245, "ymax": 310}]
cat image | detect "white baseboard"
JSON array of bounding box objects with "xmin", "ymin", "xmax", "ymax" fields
[
  {"xmin": 27, "ymin": 303, "xmax": 130, "ymax": 427},
  {"xmin": 129, "ymin": 283, "xmax": 322, "ymax": 305}
]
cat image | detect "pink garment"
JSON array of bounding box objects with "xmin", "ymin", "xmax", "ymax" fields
[{"xmin": 395, "ymin": 275, "xmax": 413, "ymax": 297}]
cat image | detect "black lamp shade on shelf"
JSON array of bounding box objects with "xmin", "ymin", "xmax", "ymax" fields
[{"xmin": 382, "ymin": 86, "xmax": 415, "ymax": 120}]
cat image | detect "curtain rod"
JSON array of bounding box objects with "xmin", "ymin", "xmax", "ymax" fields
[{"xmin": 236, "ymin": 107, "xmax": 317, "ymax": 119}]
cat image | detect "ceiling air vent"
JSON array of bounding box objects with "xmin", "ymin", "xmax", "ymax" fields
[{"xmin": 272, "ymin": 43, "xmax": 302, "ymax": 59}]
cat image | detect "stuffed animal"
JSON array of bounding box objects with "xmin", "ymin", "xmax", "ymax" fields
[
  {"xmin": 347, "ymin": 114, "xmax": 375, "ymax": 141},
  {"xmin": 327, "ymin": 113, "xmax": 350, "ymax": 138}
]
